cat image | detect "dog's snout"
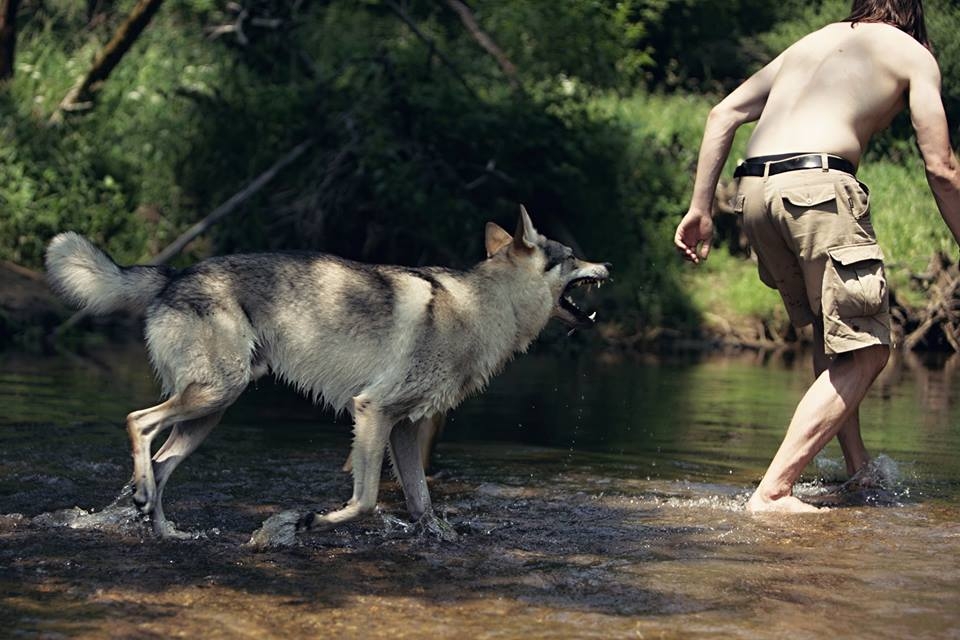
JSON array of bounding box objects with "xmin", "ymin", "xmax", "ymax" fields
[{"xmin": 601, "ymin": 262, "xmax": 612, "ymax": 270}]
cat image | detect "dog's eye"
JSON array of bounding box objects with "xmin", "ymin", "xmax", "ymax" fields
[
  {"xmin": 543, "ymin": 243, "xmax": 574, "ymax": 272},
  {"xmin": 544, "ymin": 258, "xmax": 562, "ymax": 272}
]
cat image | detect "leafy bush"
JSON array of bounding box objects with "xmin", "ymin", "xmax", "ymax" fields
[{"xmin": 3, "ymin": 0, "xmax": 957, "ymax": 337}]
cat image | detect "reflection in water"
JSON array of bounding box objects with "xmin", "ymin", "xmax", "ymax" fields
[{"xmin": 1, "ymin": 344, "xmax": 960, "ymax": 638}]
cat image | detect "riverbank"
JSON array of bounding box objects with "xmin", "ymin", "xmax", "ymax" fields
[
  {"xmin": 0, "ymin": 257, "xmax": 790, "ymax": 355},
  {"xmin": 3, "ymin": 254, "xmax": 957, "ymax": 357}
]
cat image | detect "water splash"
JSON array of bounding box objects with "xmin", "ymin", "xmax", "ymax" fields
[
  {"xmin": 652, "ymin": 481, "xmax": 750, "ymax": 511},
  {"xmin": 840, "ymin": 454, "xmax": 906, "ymax": 503},
  {"xmin": 245, "ymin": 509, "xmax": 302, "ymax": 550},
  {"xmin": 246, "ymin": 508, "xmax": 459, "ymax": 551},
  {"xmin": 24, "ymin": 482, "xmax": 141, "ymax": 533},
  {"xmin": 813, "ymin": 455, "xmax": 848, "ymax": 483},
  {"xmin": 21, "ymin": 483, "xmax": 216, "ymax": 539},
  {"xmin": 803, "ymin": 454, "xmax": 908, "ymax": 506}
]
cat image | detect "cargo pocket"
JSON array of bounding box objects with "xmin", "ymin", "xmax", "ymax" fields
[
  {"xmin": 732, "ymin": 193, "xmax": 745, "ymax": 214},
  {"xmin": 822, "ymin": 242, "xmax": 890, "ymax": 353},
  {"xmin": 838, "ymin": 179, "xmax": 871, "ymax": 220},
  {"xmin": 780, "ymin": 184, "xmax": 837, "ymax": 217}
]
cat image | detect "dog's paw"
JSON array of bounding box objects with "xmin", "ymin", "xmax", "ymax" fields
[
  {"xmin": 414, "ymin": 511, "xmax": 459, "ymax": 542},
  {"xmin": 244, "ymin": 510, "xmax": 302, "ymax": 551},
  {"xmin": 131, "ymin": 484, "xmax": 155, "ymax": 515}
]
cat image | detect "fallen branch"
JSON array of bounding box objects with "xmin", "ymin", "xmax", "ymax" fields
[
  {"xmin": 150, "ymin": 139, "xmax": 314, "ymax": 264},
  {"xmin": 51, "ymin": 0, "xmax": 165, "ymax": 123},
  {"xmin": 54, "ymin": 139, "xmax": 314, "ymax": 335},
  {"xmin": 903, "ymin": 252, "xmax": 960, "ymax": 351}
]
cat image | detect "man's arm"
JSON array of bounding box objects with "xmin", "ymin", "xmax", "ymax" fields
[
  {"xmin": 909, "ymin": 54, "xmax": 960, "ymax": 246},
  {"xmin": 674, "ymin": 54, "xmax": 784, "ymax": 263}
]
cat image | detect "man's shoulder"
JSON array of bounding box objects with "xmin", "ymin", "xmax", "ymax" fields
[{"xmin": 810, "ymin": 21, "xmax": 939, "ymax": 70}]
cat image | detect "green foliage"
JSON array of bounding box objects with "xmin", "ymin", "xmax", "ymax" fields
[
  {"xmin": 2, "ymin": 0, "xmax": 959, "ymax": 339},
  {"xmin": 639, "ymin": 0, "xmax": 814, "ymax": 91}
]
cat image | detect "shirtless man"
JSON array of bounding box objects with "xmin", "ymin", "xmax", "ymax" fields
[{"xmin": 674, "ymin": 0, "xmax": 960, "ymax": 513}]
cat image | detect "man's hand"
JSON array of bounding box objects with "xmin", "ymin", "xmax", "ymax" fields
[{"xmin": 674, "ymin": 209, "xmax": 714, "ymax": 264}]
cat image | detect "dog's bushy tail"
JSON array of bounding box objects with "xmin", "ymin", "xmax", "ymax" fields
[{"xmin": 45, "ymin": 232, "xmax": 173, "ymax": 314}]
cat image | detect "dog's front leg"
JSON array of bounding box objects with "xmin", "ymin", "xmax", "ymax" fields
[{"xmin": 303, "ymin": 395, "xmax": 392, "ymax": 530}]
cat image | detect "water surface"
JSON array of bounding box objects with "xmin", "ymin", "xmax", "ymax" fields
[{"xmin": 1, "ymin": 344, "xmax": 959, "ymax": 638}]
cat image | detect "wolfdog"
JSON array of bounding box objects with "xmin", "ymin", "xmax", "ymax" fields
[{"xmin": 45, "ymin": 207, "xmax": 610, "ymax": 538}]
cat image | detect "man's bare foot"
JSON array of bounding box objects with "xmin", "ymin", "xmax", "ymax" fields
[{"xmin": 746, "ymin": 493, "xmax": 825, "ymax": 514}]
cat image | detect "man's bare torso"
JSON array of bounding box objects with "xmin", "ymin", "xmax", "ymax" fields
[{"xmin": 746, "ymin": 22, "xmax": 922, "ymax": 166}]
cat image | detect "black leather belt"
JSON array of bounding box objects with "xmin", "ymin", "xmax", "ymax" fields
[{"xmin": 733, "ymin": 153, "xmax": 857, "ymax": 178}]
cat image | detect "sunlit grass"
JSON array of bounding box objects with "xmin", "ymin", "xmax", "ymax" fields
[
  {"xmin": 680, "ymin": 250, "xmax": 787, "ymax": 329},
  {"xmin": 860, "ymin": 159, "xmax": 951, "ymax": 308}
]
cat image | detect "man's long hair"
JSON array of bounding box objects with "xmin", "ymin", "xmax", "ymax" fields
[{"xmin": 846, "ymin": 0, "xmax": 931, "ymax": 49}]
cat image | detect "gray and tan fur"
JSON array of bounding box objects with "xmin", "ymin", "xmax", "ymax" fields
[{"xmin": 45, "ymin": 207, "xmax": 610, "ymax": 538}]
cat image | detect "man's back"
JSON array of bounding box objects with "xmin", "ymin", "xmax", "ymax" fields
[{"xmin": 747, "ymin": 21, "xmax": 934, "ymax": 164}]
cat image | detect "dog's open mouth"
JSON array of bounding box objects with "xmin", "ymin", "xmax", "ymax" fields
[{"xmin": 559, "ymin": 276, "xmax": 605, "ymax": 327}]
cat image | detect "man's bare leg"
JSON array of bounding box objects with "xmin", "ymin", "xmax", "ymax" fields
[
  {"xmin": 747, "ymin": 343, "xmax": 889, "ymax": 513},
  {"xmin": 811, "ymin": 322, "xmax": 871, "ymax": 476},
  {"xmin": 836, "ymin": 412, "xmax": 870, "ymax": 476}
]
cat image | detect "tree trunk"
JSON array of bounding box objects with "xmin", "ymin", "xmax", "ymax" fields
[
  {"xmin": 0, "ymin": 0, "xmax": 18, "ymax": 80},
  {"xmin": 53, "ymin": 0, "xmax": 164, "ymax": 119}
]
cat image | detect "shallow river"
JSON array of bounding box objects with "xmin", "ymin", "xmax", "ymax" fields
[{"xmin": 2, "ymin": 343, "xmax": 959, "ymax": 639}]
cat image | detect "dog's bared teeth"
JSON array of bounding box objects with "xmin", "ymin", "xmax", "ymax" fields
[{"xmin": 588, "ymin": 311, "xmax": 597, "ymax": 321}]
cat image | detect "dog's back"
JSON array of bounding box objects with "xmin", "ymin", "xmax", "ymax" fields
[
  {"xmin": 147, "ymin": 252, "xmax": 503, "ymax": 419},
  {"xmin": 47, "ymin": 239, "xmax": 514, "ymax": 421}
]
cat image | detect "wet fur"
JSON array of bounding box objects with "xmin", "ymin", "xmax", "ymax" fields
[{"xmin": 44, "ymin": 210, "xmax": 610, "ymax": 538}]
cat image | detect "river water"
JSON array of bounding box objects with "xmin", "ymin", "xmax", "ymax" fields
[{"xmin": 1, "ymin": 343, "xmax": 959, "ymax": 638}]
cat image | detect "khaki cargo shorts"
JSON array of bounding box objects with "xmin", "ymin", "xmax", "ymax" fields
[{"xmin": 734, "ymin": 168, "xmax": 891, "ymax": 355}]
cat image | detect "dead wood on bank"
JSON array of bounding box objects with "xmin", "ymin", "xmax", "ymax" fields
[{"xmin": 902, "ymin": 252, "xmax": 960, "ymax": 352}]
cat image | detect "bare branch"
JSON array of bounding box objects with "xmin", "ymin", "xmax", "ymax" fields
[
  {"xmin": 51, "ymin": 0, "xmax": 165, "ymax": 122},
  {"xmin": 55, "ymin": 140, "xmax": 315, "ymax": 334},
  {"xmin": 443, "ymin": 0, "xmax": 519, "ymax": 90},
  {"xmin": 384, "ymin": 0, "xmax": 478, "ymax": 100},
  {"xmin": 150, "ymin": 139, "xmax": 315, "ymax": 264}
]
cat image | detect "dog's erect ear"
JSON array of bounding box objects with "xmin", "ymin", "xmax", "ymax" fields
[
  {"xmin": 513, "ymin": 205, "xmax": 538, "ymax": 251},
  {"xmin": 485, "ymin": 222, "xmax": 513, "ymax": 258}
]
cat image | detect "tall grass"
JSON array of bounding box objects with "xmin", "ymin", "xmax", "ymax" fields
[{"xmin": 860, "ymin": 160, "xmax": 951, "ymax": 307}]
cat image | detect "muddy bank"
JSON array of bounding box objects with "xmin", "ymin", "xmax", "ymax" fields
[
  {"xmin": 0, "ymin": 259, "xmax": 762, "ymax": 355},
  {"xmin": 0, "ymin": 261, "xmax": 63, "ymax": 348},
  {"xmin": 0, "ymin": 261, "xmax": 143, "ymax": 350}
]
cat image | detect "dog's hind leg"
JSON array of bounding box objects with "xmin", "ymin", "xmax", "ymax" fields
[
  {"xmin": 417, "ymin": 412, "xmax": 446, "ymax": 473},
  {"xmin": 148, "ymin": 411, "xmax": 225, "ymax": 537},
  {"xmin": 390, "ymin": 417, "xmax": 433, "ymax": 521},
  {"xmin": 126, "ymin": 383, "xmax": 238, "ymax": 525},
  {"xmin": 303, "ymin": 395, "xmax": 392, "ymax": 530}
]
